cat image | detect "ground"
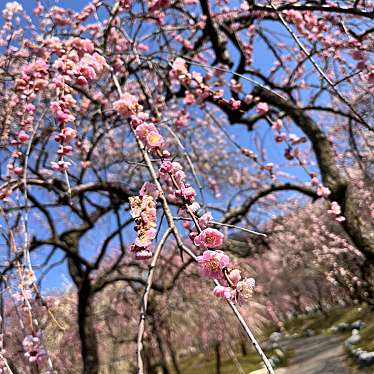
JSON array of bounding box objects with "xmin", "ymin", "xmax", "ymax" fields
[
  {"xmin": 249, "ymin": 335, "xmax": 351, "ymax": 374},
  {"xmin": 176, "ymin": 304, "xmax": 374, "ymax": 374},
  {"xmin": 277, "ymin": 335, "xmax": 351, "ymax": 374}
]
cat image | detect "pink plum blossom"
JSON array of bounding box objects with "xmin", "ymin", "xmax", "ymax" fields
[
  {"xmin": 256, "ymin": 102, "xmax": 269, "ymax": 115},
  {"xmin": 140, "ymin": 182, "xmax": 159, "ymax": 200},
  {"xmin": 22, "ymin": 334, "xmax": 46, "ymax": 363},
  {"xmin": 198, "ymin": 212, "xmax": 213, "ymax": 229},
  {"xmin": 197, "ymin": 250, "xmax": 229, "ymax": 279},
  {"xmin": 174, "ymin": 170, "xmax": 186, "ymax": 187},
  {"xmin": 176, "ymin": 185, "xmax": 196, "ymax": 203},
  {"xmin": 272, "ymin": 119, "xmax": 283, "ymax": 132},
  {"xmin": 51, "ymin": 160, "xmax": 71, "ymax": 171},
  {"xmin": 113, "ymin": 92, "xmax": 142, "ymax": 117},
  {"xmin": 134, "ymin": 227, "xmax": 157, "ymax": 248},
  {"xmin": 146, "ymin": 131, "xmax": 164, "ymax": 149},
  {"xmin": 159, "ymin": 160, "xmax": 174, "ymax": 174},
  {"xmin": 135, "ymin": 248, "xmax": 153, "ymax": 260},
  {"xmin": 18, "ymin": 130, "xmax": 29, "ymax": 143},
  {"xmin": 61, "ymin": 127, "xmax": 77, "ymax": 143},
  {"xmin": 213, "ymin": 285, "xmax": 237, "ymax": 300},
  {"xmin": 328, "ymin": 201, "xmax": 341, "ymax": 215},
  {"xmin": 229, "ymin": 98, "xmax": 241, "ymax": 110},
  {"xmin": 328, "ymin": 201, "xmax": 346, "ymax": 222},
  {"xmin": 135, "ymin": 123, "xmax": 158, "ymax": 140},
  {"xmin": 170, "ymin": 57, "xmax": 188, "ymax": 79},
  {"xmin": 194, "ymin": 228, "xmax": 224, "ymax": 249},
  {"xmin": 317, "ymin": 185, "xmax": 331, "ymax": 197},
  {"xmin": 228, "ymin": 269, "xmax": 241, "ymax": 286},
  {"xmin": 129, "ymin": 184, "xmax": 159, "ymax": 259}
]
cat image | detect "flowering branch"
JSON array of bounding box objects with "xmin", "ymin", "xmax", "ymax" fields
[
  {"xmin": 136, "ymin": 135, "xmax": 274, "ymax": 372},
  {"xmin": 113, "ymin": 90, "xmax": 274, "ymax": 372}
]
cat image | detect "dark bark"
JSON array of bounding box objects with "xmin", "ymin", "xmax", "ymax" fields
[
  {"xmin": 166, "ymin": 330, "xmax": 181, "ymax": 374},
  {"xmin": 215, "ymin": 342, "xmax": 221, "ymax": 374},
  {"xmin": 199, "ymin": 0, "xmax": 232, "ymax": 66},
  {"xmin": 143, "ymin": 346, "xmax": 152, "ymax": 374},
  {"xmin": 151, "ymin": 315, "xmax": 170, "ymax": 374},
  {"xmin": 78, "ymin": 279, "xmax": 99, "ymax": 374},
  {"xmin": 169, "ymin": 346, "xmax": 181, "ymax": 374},
  {"xmin": 240, "ymin": 340, "xmax": 247, "ymax": 356}
]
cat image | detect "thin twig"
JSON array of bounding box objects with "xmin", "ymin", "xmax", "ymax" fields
[
  {"xmin": 211, "ymin": 221, "xmax": 266, "ymax": 237},
  {"xmin": 160, "ymin": 123, "xmax": 206, "ymax": 207},
  {"xmin": 173, "ymin": 216, "xmax": 267, "ymax": 237},
  {"xmin": 0, "ymin": 352, "xmax": 14, "ymax": 374},
  {"xmin": 137, "ymin": 228, "xmax": 172, "ymax": 374},
  {"xmin": 22, "ymin": 110, "xmax": 46, "ymax": 270}
]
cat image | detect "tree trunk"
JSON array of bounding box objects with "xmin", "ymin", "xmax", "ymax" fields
[
  {"xmin": 342, "ymin": 185, "xmax": 374, "ymax": 264},
  {"xmin": 240, "ymin": 339, "xmax": 247, "ymax": 356},
  {"xmin": 78, "ymin": 280, "xmax": 99, "ymax": 374},
  {"xmin": 152, "ymin": 321, "xmax": 169, "ymax": 374},
  {"xmin": 166, "ymin": 338, "xmax": 181, "ymax": 374},
  {"xmin": 143, "ymin": 346, "xmax": 152, "ymax": 374},
  {"xmin": 215, "ymin": 342, "xmax": 221, "ymax": 374},
  {"xmin": 254, "ymin": 86, "xmax": 374, "ymax": 263}
]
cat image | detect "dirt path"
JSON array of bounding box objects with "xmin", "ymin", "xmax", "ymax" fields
[{"xmin": 276, "ymin": 335, "xmax": 352, "ymax": 374}]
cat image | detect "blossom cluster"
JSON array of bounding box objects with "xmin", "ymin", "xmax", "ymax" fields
[
  {"xmin": 14, "ymin": 59, "xmax": 48, "ymax": 131},
  {"xmin": 51, "ymin": 126, "xmax": 77, "ymax": 171},
  {"xmin": 159, "ymin": 160, "xmax": 196, "ymax": 204},
  {"xmin": 7, "ymin": 59, "xmax": 49, "ymax": 177},
  {"xmin": 129, "ymin": 182, "xmax": 159, "ymax": 260},
  {"xmin": 13, "ymin": 269, "xmax": 36, "ymax": 303},
  {"xmin": 22, "ymin": 334, "xmax": 46, "ymax": 364},
  {"xmin": 9, "ymin": 36, "xmax": 108, "ymax": 176},
  {"xmin": 159, "ymin": 156, "xmax": 255, "ymax": 303},
  {"xmin": 197, "ymin": 250, "xmax": 255, "ymax": 303},
  {"xmin": 49, "ymin": 37, "xmax": 107, "ymax": 171},
  {"xmin": 114, "ymin": 94, "xmax": 166, "ymax": 150},
  {"xmin": 113, "ymin": 92, "xmax": 143, "ymax": 118},
  {"xmin": 327, "ymin": 201, "xmax": 345, "ymax": 222}
]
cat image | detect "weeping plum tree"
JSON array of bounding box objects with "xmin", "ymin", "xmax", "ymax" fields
[{"xmin": 0, "ymin": 0, "xmax": 373, "ymax": 373}]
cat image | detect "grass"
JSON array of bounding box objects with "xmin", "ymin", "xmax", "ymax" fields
[
  {"xmin": 180, "ymin": 352, "xmax": 260, "ymax": 374},
  {"xmin": 178, "ymin": 346, "xmax": 291, "ymax": 374},
  {"xmin": 359, "ymin": 318, "xmax": 374, "ymax": 352},
  {"xmin": 281, "ymin": 304, "xmax": 372, "ymax": 336}
]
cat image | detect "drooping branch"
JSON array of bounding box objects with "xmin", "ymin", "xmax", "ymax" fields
[{"xmin": 127, "ymin": 116, "xmax": 275, "ymax": 374}]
